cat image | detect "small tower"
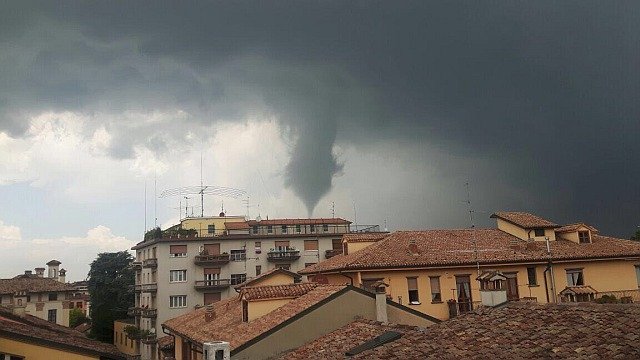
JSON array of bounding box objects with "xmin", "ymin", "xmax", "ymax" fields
[
  {"xmin": 46, "ymin": 260, "xmax": 62, "ymax": 280},
  {"xmin": 58, "ymin": 268, "xmax": 67, "ymax": 283}
]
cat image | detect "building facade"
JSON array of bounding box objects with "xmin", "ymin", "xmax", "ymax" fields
[
  {"xmin": 130, "ymin": 215, "xmax": 376, "ymax": 360},
  {"xmin": 301, "ymin": 212, "xmax": 640, "ymax": 320},
  {"xmin": 0, "ymin": 260, "xmax": 76, "ymax": 327}
]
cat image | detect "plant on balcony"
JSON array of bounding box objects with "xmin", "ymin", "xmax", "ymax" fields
[
  {"xmin": 123, "ymin": 325, "xmax": 152, "ymax": 340},
  {"xmin": 595, "ymin": 294, "xmax": 619, "ymax": 304},
  {"xmin": 199, "ymin": 249, "xmax": 210, "ymax": 256}
]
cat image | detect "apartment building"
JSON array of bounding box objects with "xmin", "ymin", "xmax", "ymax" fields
[
  {"xmin": 0, "ymin": 260, "xmax": 76, "ymax": 327},
  {"xmin": 130, "ymin": 214, "xmax": 376, "ymax": 360},
  {"xmin": 302, "ymin": 211, "xmax": 640, "ymax": 320}
]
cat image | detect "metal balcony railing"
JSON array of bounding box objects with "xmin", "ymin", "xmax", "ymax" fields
[
  {"xmin": 194, "ymin": 279, "xmax": 231, "ymax": 291},
  {"xmin": 141, "ymin": 308, "xmax": 157, "ymax": 318},
  {"xmin": 127, "ymin": 307, "xmax": 142, "ymax": 317},
  {"xmin": 194, "ymin": 254, "xmax": 231, "ymax": 266},
  {"xmin": 267, "ymin": 250, "xmax": 301, "ymax": 262},
  {"xmin": 142, "ymin": 258, "xmax": 157, "ymax": 268},
  {"xmin": 141, "ymin": 283, "xmax": 157, "ymax": 293}
]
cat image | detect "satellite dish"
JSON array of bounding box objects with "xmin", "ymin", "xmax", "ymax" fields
[{"xmin": 255, "ymin": 215, "xmax": 262, "ymax": 222}]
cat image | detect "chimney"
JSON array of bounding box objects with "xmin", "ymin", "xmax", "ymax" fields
[
  {"xmin": 24, "ymin": 270, "xmax": 32, "ymax": 276},
  {"xmin": 373, "ymin": 282, "xmax": 388, "ymax": 323},
  {"xmin": 204, "ymin": 304, "xmax": 216, "ymax": 322},
  {"xmin": 35, "ymin": 268, "xmax": 45, "ymax": 277},
  {"xmin": 58, "ymin": 269, "xmax": 66, "ymax": 283},
  {"xmin": 203, "ymin": 341, "xmax": 230, "ymax": 360}
]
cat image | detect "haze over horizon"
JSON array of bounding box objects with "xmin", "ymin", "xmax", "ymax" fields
[{"xmin": 1, "ymin": 1, "xmax": 638, "ymax": 281}]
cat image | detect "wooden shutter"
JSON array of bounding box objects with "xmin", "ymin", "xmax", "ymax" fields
[
  {"xmin": 407, "ymin": 277, "xmax": 418, "ymax": 291},
  {"xmin": 170, "ymin": 245, "xmax": 187, "ymax": 254},
  {"xmin": 304, "ymin": 240, "xmax": 318, "ymax": 250},
  {"xmin": 332, "ymin": 238, "xmax": 342, "ymax": 250},
  {"xmin": 275, "ymin": 241, "xmax": 290, "ymax": 248},
  {"xmin": 204, "ymin": 268, "xmax": 221, "ymax": 275},
  {"xmin": 204, "ymin": 244, "xmax": 220, "ymax": 255},
  {"xmin": 204, "ymin": 293, "xmax": 221, "ymax": 305}
]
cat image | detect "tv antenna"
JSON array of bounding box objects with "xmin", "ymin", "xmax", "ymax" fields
[
  {"xmin": 160, "ymin": 186, "xmax": 247, "ymax": 218},
  {"xmin": 466, "ymin": 181, "xmax": 480, "ymax": 275}
]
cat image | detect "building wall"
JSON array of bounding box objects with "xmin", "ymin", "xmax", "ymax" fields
[
  {"xmin": 1, "ymin": 291, "xmax": 72, "ymax": 327},
  {"xmin": 235, "ymin": 290, "xmax": 435, "ymax": 360},
  {"xmin": 320, "ymin": 258, "xmax": 640, "ymax": 320},
  {"xmin": 0, "ymin": 337, "xmax": 99, "ymax": 360},
  {"xmin": 181, "ymin": 216, "xmax": 246, "ymax": 237},
  {"xmin": 114, "ymin": 320, "xmax": 139, "ymax": 356},
  {"xmin": 247, "ymin": 298, "xmax": 292, "ymax": 321},
  {"xmin": 250, "ymin": 273, "xmax": 296, "ymax": 287},
  {"xmin": 557, "ymin": 226, "xmax": 592, "ymax": 244},
  {"xmin": 496, "ymin": 219, "xmax": 556, "ymax": 241},
  {"xmin": 344, "ymin": 241, "xmax": 376, "ymax": 255}
]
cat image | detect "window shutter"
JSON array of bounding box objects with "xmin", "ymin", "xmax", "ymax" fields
[
  {"xmin": 204, "ymin": 268, "xmax": 221, "ymax": 275},
  {"xmin": 407, "ymin": 277, "xmax": 418, "ymax": 290},
  {"xmin": 204, "ymin": 244, "xmax": 220, "ymax": 255},
  {"xmin": 170, "ymin": 245, "xmax": 187, "ymax": 254},
  {"xmin": 275, "ymin": 241, "xmax": 290, "ymax": 248},
  {"xmin": 304, "ymin": 240, "xmax": 319, "ymax": 250}
]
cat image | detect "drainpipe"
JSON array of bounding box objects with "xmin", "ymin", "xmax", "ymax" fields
[
  {"xmin": 338, "ymin": 271, "xmax": 354, "ymax": 286},
  {"xmin": 545, "ymin": 236, "xmax": 558, "ymax": 303},
  {"xmin": 543, "ymin": 264, "xmax": 551, "ymax": 303}
]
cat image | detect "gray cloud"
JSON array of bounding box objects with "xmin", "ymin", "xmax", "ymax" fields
[{"xmin": 0, "ymin": 1, "xmax": 638, "ymax": 235}]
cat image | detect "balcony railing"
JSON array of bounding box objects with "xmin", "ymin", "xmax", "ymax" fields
[
  {"xmin": 267, "ymin": 250, "xmax": 301, "ymax": 262},
  {"xmin": 325, "ymin": 249, "xmax": 343, "ymax": 259},
  {"xmin": 194, "ymin": 254, "xmax": 231, "ymax": 266},
  {"xmin": 141, "ymin": 308, "xmax": 157, "ymax": 318},
  {"xmin": 142, "ymin": 258, "xmax": 158, "ymax": 268},
  {"xmin": 133, "ymin": 284, "xmax": 143, "ymax": 293},
  {"xmin": 141, "ymin": 283, "xmax": 157, "ymax": 293},
  {"xmin": 132, "ymin": 261, "xmax": 143, "ymax": 270},
  {"xmin": 194, "ymin": 279, "xmax": 231, "ymax": 291},
  {"xmin": 141, "ymin": 334, "xmax": 157, "ymax": 344},
  {"xmin": 127, "ymin": 307, "xmax": 142, "ymax": 317}
]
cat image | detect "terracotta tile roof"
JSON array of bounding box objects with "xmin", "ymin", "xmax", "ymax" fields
[
  {"xmin": 246, "ymin": 218, "xmax": 351, "ymax": 226},
  {"xmin": 343, "ymin": 233, "xmax": 389, "ymax": 243},
  {"xmin": 560, "ymin": 285, "xmax": 598, "ymax": 295},
  {"xmin": 300, "ymin": 230, "xmax": 640, "ymax": 274},
  {"xmin": 234, "ymin": 268, "xmax": 301, "ymax": 290},
  {"xmin": 491, "ymin": 211, "xmax": 559, "ymax": 228},
  {"xmin": 240, "ymin": 283, "xmax": 317, "ymax": 301},
  {"xmin": 0, "ymin": 276, "xmax": 75, "ymax": 295},
  {"xmin": 0, "ymin": 307, "xmax": 126, "ymax": 359},
  {"xmin": 225, "ymin": 221, "xmax": 250, "ymax": 230},
  {"xmin": 555, "ymin": 223, "xmax": 598, "ymax": 233},
  {"xmin": 281, "ymin": 302, "xmax": 640, "ymax": 359},
  {"xmin": 163, "ymin": 284, "xmax": 347, "ymax": 350},
  {"xmin": 73, "ymin": 322, "xmax": 92, "ymax": 333},
  {"xmin": 158, "ymin": 335, "xmax": 174, "ymax": 350}
]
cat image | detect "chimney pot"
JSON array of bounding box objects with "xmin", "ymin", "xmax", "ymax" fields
[{"xmin": 205, "ymin": 304, "xmax": 215, "ymax": 322}]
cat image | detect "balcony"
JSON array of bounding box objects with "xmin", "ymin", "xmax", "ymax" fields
[
  {"xmin": 141, "ymin": 283, "xmax": 157, "ymax": 293},
  {"xmin": 194, "ymin": 253, "xmax": 231, "ymax": 266},
  {"xmin": 132, "ymin": 261, "xmax": 143, "ymax": 270},
  {"xmin": 127, "ymin": 307, "xmax": 142, "ymax": 317},
  {"xmin": 194, "ymin": 279, "xmax": 231, "ymax": 291},
  {"xmin": 133, "ymin": 284, "xmax": 143, "ymax": 293},
  {"xmin": 267, "ymin": 250, "xmax": 300, "ymax": 262},
  {"xmin": 141, "ymin": 308, "xmax": 157, "ymax": 318},
  {"xmin": 140, "ymin": 334, "xmax": 157, "ymax": 344},
  {"xmin": 325, "ymin": 249, "xmax": 343, "ymax": 259},
  {"xmin": 142, "ymin": 258, "xmax": 158, "ymax": 269}
]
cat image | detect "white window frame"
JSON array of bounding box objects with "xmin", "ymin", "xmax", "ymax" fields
[
  {"xmin": 169, "ymin": 270, "xmax": 187, "ymax": 283},
  {"xmin": 169, "ymin": 295, "xmax": 187, "ymax": 308}
]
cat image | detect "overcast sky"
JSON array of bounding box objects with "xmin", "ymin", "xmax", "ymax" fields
[{"xmin": 1, "ymin": 2, "xmax": 638, "ymax": 281}]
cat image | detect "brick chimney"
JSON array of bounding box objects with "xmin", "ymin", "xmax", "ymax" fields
[{"xmin": 204, "ymin": 304, "xmax": 216, "ymax": 322}]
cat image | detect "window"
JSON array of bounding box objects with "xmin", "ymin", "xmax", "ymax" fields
[
  {"xmin": 169, "ymin": 295, "xmax": 187, "ymax": 308},
  {"xmin": 310, "ymin": 225, "xmax": 315, "ymax": 233},
  {"xmin": 578, "ymin": 231, "xmax": 590, "ymax": 243},
  {"xmin": 230, "ymin": 249, "xmax": 246, "ymax": 261},
  {"xmin": 407, "ymin": 277, "xmax": 419, "ymax": 304},
  {"xmin": 231, "ymin": 273, "xmax": 247, "ymax": 285},
  {"xmin": 332, "ymin": 238, "xmax": 342, "ymax": 250},
  {"xmin": 275, "ymin": 241, "xmax": 290, "ymax": 251},
  {"xmin": 296, "ymin": 224, "xmax": 301, "ymax": 233},
  {"xmin": 267, "ymin": 225, "xmax": 273, "ymax": 234},
  {"xmin": 534, "ymin": 228, "xmax": 545, "ymax": 237},
  {"xmin": 204, "ymin": 268, "xmax": 220, "ymax": 284},
  {"xmin": 527, "ymin": 267, "xmax": 537, "ymax": 286},
  {"xmin": 252, "ymin": 226, "xmax": 258, "ymax": 234},
  {"xmin": 636, "ymin": 266, "xmax": 640, "ymax": 288},
  {"xmin": 169, "ymin": 245, "xmax": 187, "ymax": 257},
  {"xmin": 255, "ymin": 242, "xmax": 261, "ymax": 254},
  {"xmin": 170, "ymin": 270, "xmax": 187, "ymax": 283},
  {"xmin": 304, "ymin": 240, "xmax": 318, "ymax": 251},
  {"xmin": 48, "ymin": 293, "xmax": 57, "ymax": 301},
  {"xmin": 256, "ymin": 265, "xmax": 262, "ymax": 276},
  {"xmin": 429, "ymin": 277, "xmax": 441, "ymax": 303},
  {"xmin": 281, "ymin": 225, "xmax": 287, "ymax": 234},
  {"xmin": 323, "ymin": 224, "xmax": 329, "ymax": 232},
  {"xmin": 203, "ymin": 243, "xmax": 220, "ymax": 255},
  {"xmin": 566, "ymin": 269, "xmax": 584, "ymax": 286},
  {"xmin": 207, "ymin": 224, "xmax": 215, "ymax": 235},
  {"xmin": 276, "ymin": 264, "xmax": 291, "ymax": 271},
  {"xmin": 47, "ymin": 309, "xmax": 57, "ymax": 323}
]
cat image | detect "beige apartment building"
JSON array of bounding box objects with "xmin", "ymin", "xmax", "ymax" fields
[
  {"xmin": 130, "ymin": 214, "xmax": 378, "ymax": 360},
  {"xmin": 0, "ymin": 260, "xmax": 76, "ymax": 327}
]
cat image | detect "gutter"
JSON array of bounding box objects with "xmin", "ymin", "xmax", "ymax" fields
[{"xmin": 338, "ymin": 271, "xmax": 354, "ymax": 286}]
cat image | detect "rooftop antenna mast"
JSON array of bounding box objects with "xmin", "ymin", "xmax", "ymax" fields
[
  {"xmin": 200, "ymin": 152, "xmax": 204, "ymax": 217},
  {"xmin": 160, "ymin": 185, "xmax": 246, "ymax": 218},
  {"xmin": 466, "ymin": 181, "xmax": 480, "ymax": 276},
  {"xmin": 331, "ymin": 201, "xmax": 335, "ymax": 218}
]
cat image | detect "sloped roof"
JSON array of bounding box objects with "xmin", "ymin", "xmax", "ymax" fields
[
  {"xmin": 163, "ymin": 284, "xmax": 347, "ymax": 350},
  {"xmin": 559, "ymin": 285, "xmax": 598, "ymax": 295},
  {"xmin": 241, "ymin": 283, "xmax": 317, "ymax": 301},
  {"xmin": 555, "ymin": 223, "xmax": 598, "ymax": 233},
  {"xmin": 247, "ymin": 218, "xmax": 351, "ymax": 226},
  {"xmin": 0, "ymin": 277, "xmax": 75, "ymax": 295},
  {"xmin": 225, "ymin": 221, "xmax": 251, "ymax": 230},
  {"xmin": 280, "ymin": 302, "xmax": 640, "ymax": 359},
  {"xmin": 234, "ymin": 268, "xmax": 302, "ymax": 290},
  {"xmin": 300, "ymin": 230, "xmax": 640, "ymax": 274},
  {"xmin": 0, "ymin": 307, "xmax": 126, "ymax": 359},
  {"xmin": 343, "ymin": 233, "xmax": 389, "ymax": 243},
  {"xmin": 491, "ymin": 211, "xmax": 559, "ymax": 228}
]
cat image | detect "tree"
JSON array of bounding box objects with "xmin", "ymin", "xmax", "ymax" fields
[
  {"xmin": 88, "ymin": 251, "xmax": 135, "ymax": 342},
  {"xmin": 69, "ymin": 307, "xmax": 89, "ymax": 328},
  {"xmin": 631, "ymin": 229, "xmax": 640, "ymax": 241}
]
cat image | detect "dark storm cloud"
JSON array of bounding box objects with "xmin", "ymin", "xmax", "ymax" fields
[{"xmin": 0, "ymin": 1, "xmax": 638, "ymax": 233}]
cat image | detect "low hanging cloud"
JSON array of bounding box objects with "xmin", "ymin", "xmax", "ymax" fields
[{"xmin": 0, "ymin": 2, "xmax": 638, "ymax": 235}]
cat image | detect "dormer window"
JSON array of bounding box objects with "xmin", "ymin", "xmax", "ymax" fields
[
  {"xmin": 578, "ymin": 231, "xmax": 590, "ymax": 243},
  {"xmin": 533, "ymin": 228, "xmax": 545, "ymax": 237}
]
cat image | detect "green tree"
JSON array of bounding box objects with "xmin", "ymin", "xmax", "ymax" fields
[
  {"xmin": 69, "ymin": 307, "xmax": 89, "ymax": 328},
  {"xmin": 88, "ymin": 251, "xmax": 135, "ymax": 342},
  {"xmin": 631, "ymin": 229, "xmax": 640, "ymax": 241}
]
